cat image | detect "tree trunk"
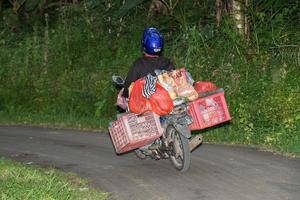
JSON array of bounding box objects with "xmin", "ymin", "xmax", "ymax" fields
[
  {"xmin": 232, "ymin": 0, "xmax": 251, "ymax": 41},
  {"xmin": 117, "ymin": 0, "xmax": 126, "ymax": 37},
  {"xmin": 216, "ymin": 0, "xmax": 222, "ymax": 29},
  {"xmin": 106, "ymin": 0, "xmax": 112, "ymax": 34},
  {"xmin": 232, "ymin": 0, "xmax": 244, "ymax": 35},
  {"xmin": 244, "ymin": 0, "xmax": 251, "ymax": 42},
  {"xmin": 0, "ymin": 0, "xmax": 3, "ymax": 17}
]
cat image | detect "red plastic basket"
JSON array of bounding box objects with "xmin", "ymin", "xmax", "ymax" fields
[
  {"xmin": 108, "ymin": 112, "xmax": 163, "ymax": 154},
  {"xmin": 188, "ymin": 89, "xmax": 231, "ymax": 130}
]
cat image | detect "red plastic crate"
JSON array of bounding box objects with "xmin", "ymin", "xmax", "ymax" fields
[
  {"xmin": 108, "ymin": 112, "xmax": 163, "ymax": 154},
  {"xmin": 188, "ymin": 90, "xmax": 231, "ymax": 130}
]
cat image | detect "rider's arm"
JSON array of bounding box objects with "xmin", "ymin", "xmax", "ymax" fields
[
  {"xmin": 167, "ymin": 59, "xmax": 175, "ymax": 71},
  {"xmin": 123, "ymin": 64, "xmax": 139, "ymax": 98}
]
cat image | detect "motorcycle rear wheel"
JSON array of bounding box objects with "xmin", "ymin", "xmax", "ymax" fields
[{"xmin": 167, "ymin": 126, "xmax": 191, "ymax": 172}]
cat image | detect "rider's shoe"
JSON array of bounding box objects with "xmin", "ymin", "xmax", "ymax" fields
[
  {"xmin": 135, "ymin": 139, "xmax": 162, "ymax": 159},
  {"xmin": 134, "ymin": 149, "xmax": 148, "ymax": 160},
  {"xmin": 148, "ymin": 139, "xmax": 162, "ymax": 150}
]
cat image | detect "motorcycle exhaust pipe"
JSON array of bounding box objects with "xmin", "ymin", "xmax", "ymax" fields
[{"xmin": 189, "ymin": 135, "xmax": 203, "ymax": 151}]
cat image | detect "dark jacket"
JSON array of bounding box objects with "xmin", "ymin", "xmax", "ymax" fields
[{"xmin": 123, "ymin": 56, "xmax": 174, "ymax": 98}]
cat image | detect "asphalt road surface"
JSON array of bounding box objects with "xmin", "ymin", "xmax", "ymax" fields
[{"xmin": 0, "ymin": 126, "xmax": 299, "ymax": 200}]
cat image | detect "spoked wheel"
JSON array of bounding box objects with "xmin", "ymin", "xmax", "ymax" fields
[{"xmin": 167, "ymin": 125, "xmax": 191, "ymax": 172}]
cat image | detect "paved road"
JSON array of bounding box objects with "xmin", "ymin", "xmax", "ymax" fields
[{"xmin": 0, "ymin": 126, "xmax": 299, "ymax": 200}]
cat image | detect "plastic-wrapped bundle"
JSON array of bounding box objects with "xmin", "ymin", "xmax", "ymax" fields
[
  {"xmin": 128, "ymin": 78, "xmax": 174, "ymax": 116},
  {"xmin": 157, "ymin": 72, "xmax": 177, "ymax": 100},
  {"xmin": 170, "ymin": 68, "xmax": 198, "ymax": 101},
  {"xmin": 156, "ymin": 68, "xmax": 198, "ymax": 101},
  {"xmin": 128, "ymin": 79, "xmax": 152, "ymax": 114}
]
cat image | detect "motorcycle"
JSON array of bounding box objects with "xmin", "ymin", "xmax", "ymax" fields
[{"xmin": 111, "ymin": 75, "xmax": 203, "ymax": 172}]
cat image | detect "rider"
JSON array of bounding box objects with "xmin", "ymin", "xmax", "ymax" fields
[{"xmin": 123, "ymin": 27, "xmax": 174, "ymax": 98}]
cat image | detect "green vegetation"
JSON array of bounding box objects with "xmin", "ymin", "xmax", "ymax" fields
[
  {"xmin": 0, "ymin": 158, "xmax": 109, "ymax": 200},
  {"xmin": 0, "ymin": 0, "xmax": 299, "ymax": 154}
]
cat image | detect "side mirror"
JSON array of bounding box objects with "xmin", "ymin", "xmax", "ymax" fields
[{"xmin": 112, "ymin": 75, "xmax": 125, "ymax": 86}]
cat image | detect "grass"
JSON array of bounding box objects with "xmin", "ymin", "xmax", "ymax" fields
[
  {"xmin": 0, "ymin": 158, "xmax": 109, "ymax": 200},
  {"xmin": 0, "ymin": 111, "xmax": 110, "ymax": 131}
]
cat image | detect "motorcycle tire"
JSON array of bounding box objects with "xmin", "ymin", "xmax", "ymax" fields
[{"xmin": 167, "ymin": 125, "xmax": 191, "ymax": 172}]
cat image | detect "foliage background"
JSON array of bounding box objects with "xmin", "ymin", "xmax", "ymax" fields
[{"xmin": 0, "ymin": 0, "xmax": 299, "ymax": 153}]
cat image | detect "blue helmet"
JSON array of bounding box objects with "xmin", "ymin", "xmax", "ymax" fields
[{"xmin": 141, "ymin": 27, "xmax": 164, "ymax": 55}]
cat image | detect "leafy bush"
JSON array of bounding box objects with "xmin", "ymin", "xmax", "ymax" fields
[{"xmin": 0, "ymin": 1, "xmax": 299, "ymax": 153}]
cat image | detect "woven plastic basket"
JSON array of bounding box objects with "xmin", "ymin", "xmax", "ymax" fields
[
  {"xmin": 108, "ymin": 112, "xmax": 163, "ymax": 154},
  {"xmin": 188, "ymin": 89, "xmax": 231, "ymax": 130}
]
